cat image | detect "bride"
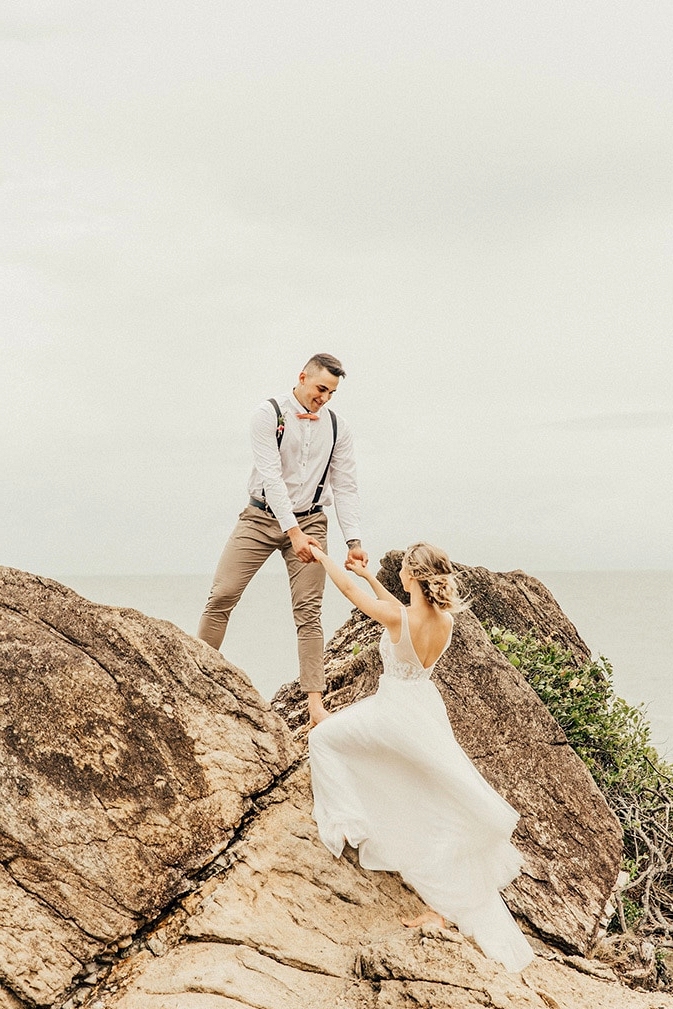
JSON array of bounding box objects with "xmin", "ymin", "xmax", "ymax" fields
[{"xmin": 308, "ymin": 542, "xmax": 534, "ymax": 973}]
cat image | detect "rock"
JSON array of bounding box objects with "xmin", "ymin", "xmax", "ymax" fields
[
  {"xmin": 376, "ymin": 551, "xmax": 591, "ymax": 663},
  {"xmin": 85, "ymin": 763, "xmax": 672, "ymax": 1009},
  {"xmin": 1, "ymin": 560, "xmax": 664, "ymax": 1009},
  {"xmin": 0, "ymin": 987, "xmax": 24, "ymax": 1009},
  {"xmin": 0, "ymin": 567, "xmax": 298, "ymax": 1007},
  {"xmin": 451, "ymin": 563, "xmax": 592, "ymax": 666},
  {"xmin": 272, "ymin": 553, "xmax": 624, "ymax": 957}
]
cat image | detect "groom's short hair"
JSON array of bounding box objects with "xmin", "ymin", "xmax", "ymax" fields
[{"xmin": 304, "ymin": 353, "xmax": 346, "ymax": 378}]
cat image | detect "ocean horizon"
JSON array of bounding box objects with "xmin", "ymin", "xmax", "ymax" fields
[{"xmin": 56, "ymin": 566, "xmax": 672, "ymax": 760}]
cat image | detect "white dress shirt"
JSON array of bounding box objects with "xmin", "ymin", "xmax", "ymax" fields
[{"xmin": 248, "ymin": 392, "xmax": 361, "ymax": 542}]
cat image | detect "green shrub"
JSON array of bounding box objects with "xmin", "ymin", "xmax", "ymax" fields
[{"xmin": 487, "ymin": 625, "xmax": 673, "ymax": 940}]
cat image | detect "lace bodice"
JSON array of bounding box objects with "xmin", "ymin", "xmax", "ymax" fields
[{"xmin": 379, "ymin": 605, "xmax": 452, "ymax": 681}]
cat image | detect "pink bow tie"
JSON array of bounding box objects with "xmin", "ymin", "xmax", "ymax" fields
[{"xmin": 296, "ymin": 412, "xmax": 320, "ymax": 420}]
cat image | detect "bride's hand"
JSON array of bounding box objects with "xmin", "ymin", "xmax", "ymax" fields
[{"xmin": 345, "ymin": 557, "xmax": 368, "ymax": 577}]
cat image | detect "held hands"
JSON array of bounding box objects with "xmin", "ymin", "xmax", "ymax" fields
[
  {"xmin": 308, "ymin": 543, "xmax": 369, "ymax": 577},
  {"xmin": 288, "ymin": 527, "xmax": 322, "ymax": 563},
  {"xmin": 346, "ymin": 545, "xmax": 369, "ymax": 576},
  {"xmin": 345, "ymin": 554, "xmax": 369, "ymax": 578}
]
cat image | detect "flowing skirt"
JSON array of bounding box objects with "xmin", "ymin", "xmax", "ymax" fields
[{"xmin": 308, "ymin": 673, "xmax": 534, "ymax": 972}]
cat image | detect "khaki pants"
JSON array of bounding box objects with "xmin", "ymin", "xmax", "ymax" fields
[{"xmin": 197, "ymin": 505, "xmax": 329, "ymax": 693}]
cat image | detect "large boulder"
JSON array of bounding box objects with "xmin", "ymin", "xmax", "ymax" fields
[
  {"xmin": 77, "ymin": 763, "xmax": 670, "ymax": 1009},
  {"xmin": 272, "ymin": 553, "xmax": 624, "ymax": 957},
  {"xmin": 0, "ymin": 559, "xmax": 646, "ymax": 1009},
  {"xmin": 0, "ymin": 567, "xmax": 298, "ymax": 1008}
]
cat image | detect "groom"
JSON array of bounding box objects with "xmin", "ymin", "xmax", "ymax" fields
[{"xmin": 197, "ymin": 352, "xmax": 368, "ymax": 725}]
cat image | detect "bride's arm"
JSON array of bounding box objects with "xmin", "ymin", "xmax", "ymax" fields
[
  {"xmin": 311, "ymin": 547, "xmax": 402, "ymax": 632},
  {"xmin": 347, "ymin": 557, "xmax": 404, "ymax": 605}
]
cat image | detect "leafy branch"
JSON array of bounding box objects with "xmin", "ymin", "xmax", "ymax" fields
[{"xmin": 487, "ymin": 625, "xmax": 673, "ymax": 942}]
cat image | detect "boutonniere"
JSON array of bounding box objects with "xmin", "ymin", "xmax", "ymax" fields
[{"xmin": 276, "ymin": 414, "xmax": 285, "ymax": 438}]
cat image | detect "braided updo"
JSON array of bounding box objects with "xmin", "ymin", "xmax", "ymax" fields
[{"xmin": 402, "ymin": 543, "xmax": 469, "ymax": 614}]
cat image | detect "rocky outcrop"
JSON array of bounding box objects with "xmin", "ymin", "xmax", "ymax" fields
[
  {"xmin": 0, "ymin": 567, "xmax": 297, "ymax": 1007},
  {"xmin": 72, "ymin": 763, "xmax": 672, "ymax": 1009},
  {"xmin": 375, "ymin": 552, "xmax": 591, "ymax": 663},
  {"xmin": 273, "ymin": 554, "xmax": 624, "ymax": 957},
  {"xmin": 1, "ymin": 559, "xmax": 666, "ymax": 1009}
]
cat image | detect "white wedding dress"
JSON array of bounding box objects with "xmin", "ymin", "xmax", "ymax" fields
[{"xmin": 308, "ymin": 605, "xmax": 534, "ymax": 973}]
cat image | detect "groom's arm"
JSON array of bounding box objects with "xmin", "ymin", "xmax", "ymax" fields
[
  {"xmin": 249, "ymin": 403, "xmax": 297, "ymax": 531},
  {"xmin": 329, "ymin": 418, "xmax": 366, "ymax": 564},
  {"xmin": 250, "ymin": 405, "xmax": 321, "ymax": 563}
]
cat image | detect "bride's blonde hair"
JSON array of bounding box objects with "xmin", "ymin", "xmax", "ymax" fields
[{"xmin": 402, "ymin": 543, "xmax": 469, "ymax": 614}]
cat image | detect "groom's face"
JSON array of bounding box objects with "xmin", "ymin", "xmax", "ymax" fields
[{"xmin": 296, "ymin": 367, "xmax": 340, "ymax": 413}]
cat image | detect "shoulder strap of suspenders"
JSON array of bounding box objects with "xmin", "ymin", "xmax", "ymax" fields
[
  {"xmin": 268, "ymin": 398, "xmax": 285, "ymax": 447},
  {"xmin": 311, "ymin": 408, "xmax": 338, "ymax": 510}
]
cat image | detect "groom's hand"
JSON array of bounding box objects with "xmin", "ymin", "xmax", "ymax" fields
[
  {"xmin": 288, "ymin": 526, "xmax": 321, "ymax": 563},
  {"xmin": 346, "ymin": 542, "xmax": 368, "ymax": 569}
]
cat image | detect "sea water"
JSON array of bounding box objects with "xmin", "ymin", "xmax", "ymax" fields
[{"xmin": 61, "ymin": 565, "xmax": 673, "ymax": 760}]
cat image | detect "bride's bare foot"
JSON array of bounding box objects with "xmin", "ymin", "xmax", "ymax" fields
[{"xmin": 402, "ymin": 911, "xmax": 446, "ymax": 929}]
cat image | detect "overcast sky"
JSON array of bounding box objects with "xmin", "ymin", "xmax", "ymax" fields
[{"xmin": 2, "ymin": 1, "xmax": 672, "ymax": 576}]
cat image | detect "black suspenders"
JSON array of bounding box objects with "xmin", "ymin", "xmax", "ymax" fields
[
  {"xmin": 267, "ymin": 398, "xmax": 337, "ymax": 512},
  {"xmin": 311, "ymin": 408, "xmax": 338, "ymax": 509}
]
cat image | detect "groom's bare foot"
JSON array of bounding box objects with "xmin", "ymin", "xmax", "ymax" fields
[
  {"xmin": 402, "ymin": 911, "xmax": 446, "ymax": 929},
  {"xmin": 307, "ymin": 693, "xmax": 330, "ymax": 728}
]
